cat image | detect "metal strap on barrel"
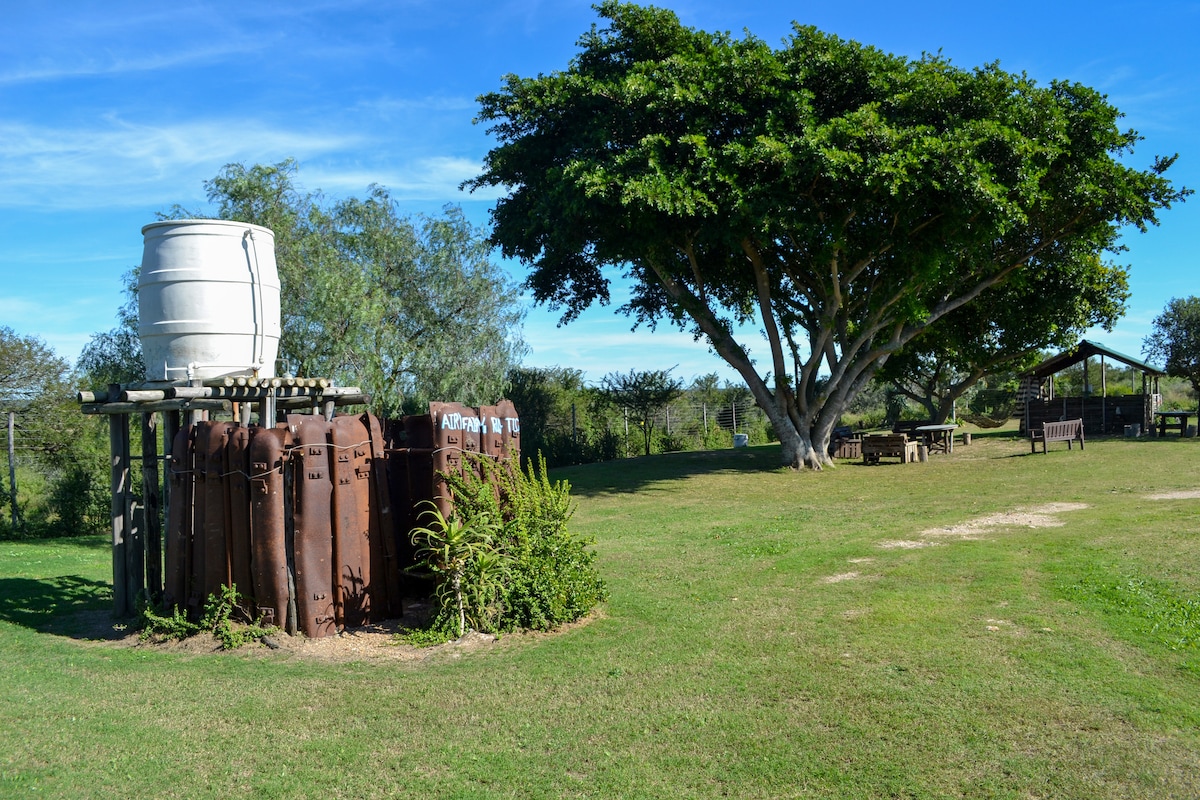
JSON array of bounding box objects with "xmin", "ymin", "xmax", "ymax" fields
[{"xmin": 244, "ymin": 227, "xmax": 267, "ymax": 373}]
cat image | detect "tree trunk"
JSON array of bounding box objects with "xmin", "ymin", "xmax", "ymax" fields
[{"xmin": 775, "ymin": 414, "xmax": 827, "ymax": 470}]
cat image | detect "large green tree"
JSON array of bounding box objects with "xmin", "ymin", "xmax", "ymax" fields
[
  {"xmin": 1144, "ymin": 296, "xmax": 1200, "ymax": 411},
  {"xmin": 468, "ymin": 2, "xmax": 1185, "ymax": 468},
  {"xmin": 86, "ymin": 160, "xmax": 528, "ymax": 415}
]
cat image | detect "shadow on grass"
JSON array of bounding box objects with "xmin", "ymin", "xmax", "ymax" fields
[
  {"xmin": 0, "ymin": 575, "xmax": 122, "ymax": 639},
  {"xmin": 559, "ymin": 444, "xmax": 784, "ymax": 497}
]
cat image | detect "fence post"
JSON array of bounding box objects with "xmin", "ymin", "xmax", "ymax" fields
[
  {"xmin": 7, "ymin": 411, "xmax": 19, "ymax": 531},
  {"xmin": 623, "ymin": 407, "xmax": 629, "ymax": 458}
]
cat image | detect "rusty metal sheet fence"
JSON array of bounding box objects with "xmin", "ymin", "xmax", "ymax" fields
[{"xmin": 160, "ymin": 402, "xmax": 519, "ymax": 638}]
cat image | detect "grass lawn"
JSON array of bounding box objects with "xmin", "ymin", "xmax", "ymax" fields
[{"xmin": 2, "ymin": 427, "xmax": 1198, "ymax": 798}]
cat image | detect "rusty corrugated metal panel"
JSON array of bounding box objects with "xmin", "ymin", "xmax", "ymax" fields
[
  {"xmin": 407, "ymin": 447, "xmax": 437, "ymax": 513},
  {"xmin": 478, "ymin": 404, "xmax": 502, "ymax": 465},
  {"xmin": 201, "ymin": 422, "xmax": 234, "ymax": 608},
  {"xmin": 404, "ymin": 413, "xmax": 434, "ymax": 449},
  {"xmin": 290, "ymin": 416, "xmax": 335, "ymax": 638},
  {"xmin": 226, "ymin": 426, "xmax": 254, "ymax": 615},
  {"xmin": 429, "ymin": 402, "xmax": 480, "ymax": 516},
  {"xmin": 384, "ymin": 443, "xmax": 420, "ymax": 581},
  {"xmin": 163, "ymin": 423, "xmax": 194, "ymax": 613},
  {"xmin": 329, "ymin": 414, "xmax": 370, "ymax": 629},
  {"xmin": 248, "ymin": 425, "xmax": 290, "ymax": 630},
  {"xmin": 364, "ymin": 412, "xmax": 402, "ymax": 618},
  {"xmin": 495, "ymin": 399, "xmax": 521, "ymax": 462},
  {"xmin": 159, "ymin": 402, "xmax": 521, "ymax": 634},
  {"xmin": 187, "ymin": 424, "xmax": 211, "ymax": 616}
]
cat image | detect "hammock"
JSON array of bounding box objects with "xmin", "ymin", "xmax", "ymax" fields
[{"xmin": 960, "ymin": 412, "xmax": 1011, "ymax": 429}]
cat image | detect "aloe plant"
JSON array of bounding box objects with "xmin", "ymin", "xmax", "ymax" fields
[{"xmin": 409, "ymin": 501, "xmax": 500, "ymax": 638}]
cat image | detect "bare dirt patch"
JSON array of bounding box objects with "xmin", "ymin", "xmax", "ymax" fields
[
  {"xmin": 1144, "ymin": 489, "xmax": 1200, "ymax": 501},
  {"xmin": 919, "ymin": 502, "xmax": 1088, "ymax": 540},
  {"xmin": 58, "ymin": 600, "xmax": 602, "ymax": 664},
  {"xmin": 877, "ymin": 539, "xmax": 941, "ymax": 550}
]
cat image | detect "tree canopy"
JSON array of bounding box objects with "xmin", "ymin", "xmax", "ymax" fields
[
  {"xmin": 878, "ymin": 255, "xmax": 1130, "ymax": 423},
  {"xmin": 468, "ymin": 1, "xmax": 1186, "ymax": 468},
  {"xmin": 1144, "ymin": 296, "xmax": 1200, "ymax": 411},
  {"xmin": 0, "ymin": 328, "xmax": 69, "ymax": 410}
]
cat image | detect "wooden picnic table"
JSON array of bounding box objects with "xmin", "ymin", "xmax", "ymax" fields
[
  {"xmin": 916, "ymin": 423, "xmax": 957, "ymax": 454},
  {"xmin": 1155, "ymin": 410, "xmax": 1192, "ymax": 437}
]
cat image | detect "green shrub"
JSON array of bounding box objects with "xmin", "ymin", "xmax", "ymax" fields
[
  {"xmin": 434, "ymin": 453, "xmax": 607, "ymax": 634},
  {"xmin": 140, "ymin": 584, "xmax": 278, "ymax": 649}
]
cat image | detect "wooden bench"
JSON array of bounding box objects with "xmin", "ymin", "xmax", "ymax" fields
[
  {"xmin": 863, "ymin": 434, "xmax": 919, "ymax": 464},
  {"xmin": 1030, "ymin": 418, "xmax": 1084, "ymax": 454}
]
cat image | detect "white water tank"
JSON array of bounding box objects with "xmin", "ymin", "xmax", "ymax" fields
[{"xmin": 138, "ymin": 220, "xmax": 281, "ymax": 384}]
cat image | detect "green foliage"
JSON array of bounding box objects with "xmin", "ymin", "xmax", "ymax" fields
[
  {"xmin": 138, "ymin": 601, "xmax": 201, "ymax": 641},
  {"xmin": 77, "ymin": 269, "xmax": 144, "ymax": 388},
  {"xmin": 879, "ymin": 254, "xmax": 1130, "ymax": 423},
  {"xmin": 600, "ymin": 367, "xmax": 684, "ymax": 456},
  {"xmin": 506, "ymin": 366, "xmax": 623, "ymax": 468},
  {"xmin": 409, "ymin": 501, "xmax": 502, "ymax": 638},
  {"xmin": 1, "ymin": 328, "xmax": 111, "ymax": 540},
  {"xmin": 470, "ymin": 1, "xmax": 1186, "ymax": 468},
  {"xmin": 140, "ymin": 584, "xmax": 278, "ymax": 650},
  {"xmin": 1144, "ymin": 296, "xmax": 1200, "ymax": 409},
  {"xmin": 435, "ymin": 454, "xmax": 607, "ymax": 634},
  {"xmin": 393, "ymin": 621, "xmax": 457, "ymax": 648},
  {"xmin": 508, "ymin": 366, "xmax": 771, "ymax": 467},
  {"xmin": 0, "ymin": 327, "xmax": 70, "ymax": 409}
]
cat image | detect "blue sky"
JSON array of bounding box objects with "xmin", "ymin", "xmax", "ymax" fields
[{"xmin": 2, "ymin": 1, "xmax": 1196, "ymax": 387}]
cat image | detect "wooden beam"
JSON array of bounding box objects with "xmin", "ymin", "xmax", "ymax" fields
[{"xmin": 81, "ymin": 400, "xmax": 230, "ymax": 415}]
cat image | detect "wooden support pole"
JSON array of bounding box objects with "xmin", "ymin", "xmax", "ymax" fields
[
  {"xmin": 109, "ymin": 404, "xmax": 132, "ymax": 617},
  {"xmin": 141, "ymin": 412, "xmax": 163, "ymax": 604}
]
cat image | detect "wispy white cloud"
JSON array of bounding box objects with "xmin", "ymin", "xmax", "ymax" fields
[
  {"xmin": 520, "ymin": 311, "xmax": 747, "ymax": 383},
  {"xmin": 0, "ymin": 118, "xmax": 365, "ymax": 209},
  {"xmin": 0, "ymin": 42, "xmax": 267, "ymax": 86},
  {"xmin": 306, "ymin": 157, "xmax": 503, "ymax": 201},
  {"xmin": 359, "ymin": 95, "xmax": 479, "ymax": 115}
]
